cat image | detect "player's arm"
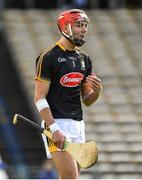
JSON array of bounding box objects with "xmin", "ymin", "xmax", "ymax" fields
[
  {"xmin": 34, "ymin": 79, "xmax": 65, "ymax": 149},
  {"xmin": 81, "ymin": 73, "xmax": 102, "ymax": 106},
  {"xmin": 34, "ymin": 80, "xmax": 54, "ymax": 125}
]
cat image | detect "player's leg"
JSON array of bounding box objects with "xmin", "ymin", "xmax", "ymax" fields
[
  {"xmin": 52, "ymin": 151, "xmax": 78, "ymax": 179},
  {"xmin": 41, "ymin": 119, "xmax": 84, "ymax": 178}
]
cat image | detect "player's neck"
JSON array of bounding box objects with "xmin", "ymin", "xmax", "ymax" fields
[{"xmin": 58, "ymin": 37, "xmax": 76, "ymax": 51}]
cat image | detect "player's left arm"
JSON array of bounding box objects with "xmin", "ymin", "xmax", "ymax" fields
[{"xmin": 81, "ymin": 73, "xmax": 102, "ymax": 106}]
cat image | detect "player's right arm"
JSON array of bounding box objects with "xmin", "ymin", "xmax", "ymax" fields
[{"xmin": 34, "ymin": 52, "xmax": 65, "ymax": 149}]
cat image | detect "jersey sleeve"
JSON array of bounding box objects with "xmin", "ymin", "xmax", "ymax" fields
[
  {"xmin": 85, "ymin": 55, "xmax": 92, "ymax": 77},
  {"xmin": 35, "ymin": 51, "xmax": 53, "ymax": 81}
]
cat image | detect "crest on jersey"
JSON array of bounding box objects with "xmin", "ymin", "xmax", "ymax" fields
[
  {"xmin": 80, "ymin": 60, "xmax": 85, "ymax": 70},
  {"xmin": 60, "ymin": 72, "xmax": 84, "ymax": 87}
]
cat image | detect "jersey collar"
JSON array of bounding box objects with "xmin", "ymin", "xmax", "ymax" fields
[
  {"xmin": 56, "ymin": 41, "xmax": 79, "ymax": 52},
  {"xmin": 56, "ymin": 41, "xmax": 66, "ymax": 51}
]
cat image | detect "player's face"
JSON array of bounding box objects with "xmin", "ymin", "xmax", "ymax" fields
[{"xmin": 72, "ymin": 20, "xmax": 89, "ymax": 41}]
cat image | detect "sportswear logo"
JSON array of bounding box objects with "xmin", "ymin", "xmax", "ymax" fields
[
  {"xmin": 60, "ymin": 72, "xmax": 84, "ymax": 87},
  {"xmin": 58, "ymin": 57, "xmax": 66, "ymax": 62}
]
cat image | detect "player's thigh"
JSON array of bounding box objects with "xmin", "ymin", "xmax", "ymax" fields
[{"xmin": 51, "ymin": 151, "xmax": 79, "ymax": 179}]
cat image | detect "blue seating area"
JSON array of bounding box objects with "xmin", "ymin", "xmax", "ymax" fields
[{"xmin": 0, "ymin": 96, "xmax": 29, "ymax": 178}]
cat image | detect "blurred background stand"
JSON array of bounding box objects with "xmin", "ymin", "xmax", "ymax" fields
[
  {"xmin": 108, "ymin": 0, "xmax": 126, "ymax": 8},
  {"xmin": 0, "ymin": 0, "xmax": 5, "ymax": 10},
  {"xmin": 0, "ymin": 156, "xmax": 8, "ymax": 179},
  {"xmin": 0, "ymin": 0, "xmax": 142, "ymax": 179},
  {"xmin": 25, "ymin": 0, "xmax": 35, "ymax": 8},
  {"xmin": 36, "ymin": 159, "xmax": 58, "ymax": 179}
]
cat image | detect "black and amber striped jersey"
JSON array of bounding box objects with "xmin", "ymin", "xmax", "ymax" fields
[{"xmin": 35, "ymin": 41, "xmax": 92, "ymax": 121}]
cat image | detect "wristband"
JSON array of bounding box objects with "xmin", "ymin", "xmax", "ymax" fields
[
  {"xmin": 49, "ymin": 123, "xmax": 60, "ymax": 133},
  {"xmin": 35, "ymin": 98, "xmax": 49, "ymax": 112}
]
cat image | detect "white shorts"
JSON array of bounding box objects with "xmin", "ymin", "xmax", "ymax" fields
[{"xmin": 41, "ymin": 118, "xmax": 85, "ymax": 158}]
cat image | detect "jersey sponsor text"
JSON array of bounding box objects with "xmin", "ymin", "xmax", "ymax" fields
[{"xmin": 60, "ymin": 72, "xmax": 84, "ymax": 87}]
